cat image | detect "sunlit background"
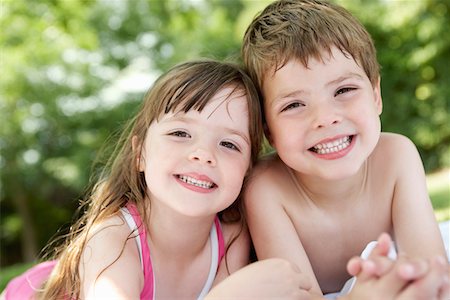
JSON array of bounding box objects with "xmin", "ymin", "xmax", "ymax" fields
[{"xmin": 1, "ymin": 0, "xmax": 449, "ymax": 286}]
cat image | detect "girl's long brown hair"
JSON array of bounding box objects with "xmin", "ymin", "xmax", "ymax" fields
[{"xmin": 39, "ymin": 59, "xmax": 262, "ymax": 299}]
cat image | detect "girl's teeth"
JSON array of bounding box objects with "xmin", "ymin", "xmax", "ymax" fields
[
  {"xmin": 312, "ymin": 136, "xmax": 351, "ymax": 154},
  {"xmin": 178, "ymin": 175, "xmax": 214, "ymax": 189}
]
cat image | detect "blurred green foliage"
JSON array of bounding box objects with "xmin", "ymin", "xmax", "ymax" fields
[{"xmin": 1, "ymin": 0, "xmax": 449, "ymax": 267}]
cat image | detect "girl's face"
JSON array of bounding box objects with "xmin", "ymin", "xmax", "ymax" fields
[
  {"xmin": 262, "ymin": 46, "xmax": 382, "ymax": 180},
  {"xmin": 138, "ymin": 86, "xmax": 251, "ymax": 218}
]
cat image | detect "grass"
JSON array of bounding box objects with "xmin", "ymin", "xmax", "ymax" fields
[
  {"xmin": 0, "ymin": 170, "xmax": 448, "ymax": 292},
  {"xmin": 428, "ymin": 168, "xmax": 450, "ymax": 222},
  {"xmin": 0, "ymin": 262, "xmax": 34, "ymax": 292}
]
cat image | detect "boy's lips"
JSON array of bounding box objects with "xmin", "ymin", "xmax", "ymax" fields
[{"xmin": 309, "ymin": 135, "xmax": 353, "ymax": 154}]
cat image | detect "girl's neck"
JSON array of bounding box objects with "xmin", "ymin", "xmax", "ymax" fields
[{"xmin": 145, "ymin": 202, "xmax": 216, "ymax": 260}]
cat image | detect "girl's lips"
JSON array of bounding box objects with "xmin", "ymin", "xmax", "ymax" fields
[
  {"xmin": 176, "ymin": 174, "xmax": 216, "ymax": 189},
  {"xmin": 175, "ymin": 173, "xmax": 217, "ymax": 193}
]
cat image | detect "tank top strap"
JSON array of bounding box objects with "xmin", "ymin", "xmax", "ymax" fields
[{"xmin": 121, "ymin": 204, "xmax": 155, "ymax": 300}]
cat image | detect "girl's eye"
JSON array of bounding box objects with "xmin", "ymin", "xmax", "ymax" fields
[
  {"xmin": 169, "ymin": 130, "xmax": 190, "ymax": 138},
  {"xmin": 335, "ymin": 87, "xmax": 356, "ymax": 96},
  {"xmin": 220, "ymin": 141, "xmax": 240, "ymax": 152},
  {"xmin": 281, "ymin": 102, "xmax": 303, "ymax": 112}
]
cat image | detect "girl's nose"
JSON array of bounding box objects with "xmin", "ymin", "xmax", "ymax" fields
[{"xmin": 189, "ymin": 148, "xmax": 216, "ymax": 167}]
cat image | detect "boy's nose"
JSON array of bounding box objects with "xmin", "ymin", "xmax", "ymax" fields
[
  {"xmin": 189, "ymin": 148, "xmax": 216, "ymax": 166},
  {"xmin": 312, "ymin": 105, "xmax": 341, "ymax": 128}
]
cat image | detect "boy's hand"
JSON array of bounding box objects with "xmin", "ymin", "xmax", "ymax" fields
[
  {"xmin": 343, "ymin": 254, "xmax": 449, "ymax": 300},
  {"xmin": 345, "ymin": 232, "xmax": 450, "ymax": 300},
  {"xmin": 347, "ymin": 232, "xmax": 393, "ymax": 278}
]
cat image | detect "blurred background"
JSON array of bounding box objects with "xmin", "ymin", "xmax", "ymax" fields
[{"xmin": 1, "ymin": 0, "xmax": 449, "ymax": 288}]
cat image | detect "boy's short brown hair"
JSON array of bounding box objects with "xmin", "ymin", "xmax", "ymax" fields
[{"xmin": 242, "ymin": 0, "xmax": 380, "ymax": 90}]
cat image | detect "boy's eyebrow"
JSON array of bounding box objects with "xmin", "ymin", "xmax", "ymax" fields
[
  {"xmin": 270, "ymin": 90, "xmax": 307, "ymax": 106},
  {"xmin": 269, "ymin": 72, "xmax": 365, "ymax": 106},
  {"xmin": 326, "ymin": 72, "xmax": 365, "ymax": 86}
]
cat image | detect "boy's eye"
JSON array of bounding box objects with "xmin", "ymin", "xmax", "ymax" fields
[
  {"xmin": 281, "ymin": 102, "xmax": 303, "ymax": 112},
  {"xmin": 169, "ymin": 130, "xmax": 190, "ymax": 138},
  {"xmin": 335, "ymin": 87, "xmax": 356, "ymax": 96},
  {"xmin": 220, "ymin": 141, "xmax": 240, "ymax": 152}
]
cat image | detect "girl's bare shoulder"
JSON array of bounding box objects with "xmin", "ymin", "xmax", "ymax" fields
[
  {"xmin": 80, "ymin": 210, "xmax": 143, "ymax": 297},
  {"xmin": 81, "ymin": 211, "xmax": 142, "ymax": 271}
]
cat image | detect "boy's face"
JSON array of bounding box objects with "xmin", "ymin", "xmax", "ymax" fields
[{"xmin": 262, "ymin": 46, "xmax": 382, "ymax": 180}]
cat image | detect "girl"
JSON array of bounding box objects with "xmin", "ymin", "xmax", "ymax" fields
[{"xmin": 4, "ymin": 59, "xmax": 265, "ymax": 299}]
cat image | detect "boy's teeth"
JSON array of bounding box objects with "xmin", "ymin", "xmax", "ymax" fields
[
  {"xmin": 178, "ymin": 175, "xmax": 214, "ymax": 189},
  {"xmin": 312, "ymin": 136, "xmax": 351, "ymax": 154}
]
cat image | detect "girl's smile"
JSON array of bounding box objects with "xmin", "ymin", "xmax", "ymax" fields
[
  {"xmin": 140, "ymin": 86, "xmax": 251, "ymax": 217},
  {"xmin": 176, "ymin": 173, "xmax": 217, "ymax": 193}
]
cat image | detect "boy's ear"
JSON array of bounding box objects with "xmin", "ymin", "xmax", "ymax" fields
[
  {"xmin": 374, "ymin": 76, "xmax": 383, "ymax": 115},
  {"xmin": 132, "ymin": 136, "xmax": 145, "ymax": 172}
]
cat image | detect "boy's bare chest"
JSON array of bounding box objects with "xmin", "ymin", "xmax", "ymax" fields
[{"xmin": 283, "ymin": 184, "xmax": 394, "ymax": 293}]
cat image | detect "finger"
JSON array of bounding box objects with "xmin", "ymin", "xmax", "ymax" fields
[
  {"xmin": 347, "ymin": 256, "xmax": 363, "ymax": 276},
  {"xmin": 366, "ymin": 254, "xmax": 414, "ymax": 294},
  {"xmin": 355, "ymin": 259, "xmax": 378, "ymax": 282},
  {"xmin": 297, "ymin": 273, "xmax": 312, "ymax": 291},
  {"xmin": 368, "ymin": 255, "xmax": 395, "ymax": 277},
  {"xmin": 395, "ymin": 257, "xmax": 429, "ymax": 281},
  {"xmin": 398, "ymin": 256, "xmax": 449, "ymax": 300},
  {"xmin": 368, "ymin": 232, "xmax": 392, "ymax": 258},
  {"xmin": 438, "ymin": 274, "xmax": 450, "ymax": 300}
]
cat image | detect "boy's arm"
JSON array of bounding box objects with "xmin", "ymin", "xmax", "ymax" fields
[
  {"xmin": 389, "ymin": 134, "xmax": 447, "ymax": 259},
  {"xmin": 244, "ymin": 165, "xmax": 323, "ymax": 295}
]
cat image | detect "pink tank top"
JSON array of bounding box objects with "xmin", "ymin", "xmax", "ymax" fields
[
  {"xmin": 3, "ymin": 205, "xmax": 225, "ymax": 300},
  {"xmin": 123, "ymin": 204, "xmax": 225, "ymax": 299}
]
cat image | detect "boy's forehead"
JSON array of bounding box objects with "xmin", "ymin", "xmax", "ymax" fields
[{"xmin": 262, "ymin": 47, "xmax": 367, "ymax": 101}]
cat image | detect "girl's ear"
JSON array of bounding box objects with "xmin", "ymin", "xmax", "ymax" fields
[
  {"xmin": 132, "ymin": 136, "xmax": 145, "ymax": 172},
  {"xmin": 374, "ymin": 76, "xmax": 383, "ymax": 115}
]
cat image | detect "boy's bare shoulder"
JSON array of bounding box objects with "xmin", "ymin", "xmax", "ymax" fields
[
  {"xmin": 379, "ymin": 132, "xmax": 415, "ymax": 145},
  {"xmin": 245, "ymin": 153, "xmax": 293, "ymax": 202},
  {"xmin": 371, "ymin": 132, "xmax": 420, "ymax": 176},
  {"xmin": 248, "ymin": 153, "xmax": 289, "ymax": 183},
  {"xmin": 373, "ymin": 132, "xmax": 417, "ymax": 159}
]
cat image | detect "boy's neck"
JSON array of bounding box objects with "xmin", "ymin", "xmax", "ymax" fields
[{"xmin": 291, "ymin": 161, "xmax": 368, "ymax": 209}]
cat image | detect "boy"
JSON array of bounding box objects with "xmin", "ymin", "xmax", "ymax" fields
[{"xmin": 241, "ymin": 0, "xmax": 448, "ymax": 297}]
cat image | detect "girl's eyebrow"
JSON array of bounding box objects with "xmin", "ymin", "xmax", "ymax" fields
[{"xmin": 162, "ymin": 115, "xmax": 251, "ymax": 146}]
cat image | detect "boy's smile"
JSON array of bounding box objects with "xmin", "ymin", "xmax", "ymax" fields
[
  {"xmin": 262, "ymin": 46, "xmax": 382, "ymax": 180},
  {"xmin": 309, "ymin": 135, "xmax": 355, "ymax": 160}
]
